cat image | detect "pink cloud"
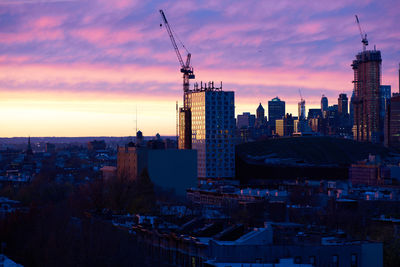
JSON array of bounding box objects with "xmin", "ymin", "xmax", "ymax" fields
[
  {"xmin": 71, "ymin": 26, "xmax": 144, "ymax": 46},
  {"xmin": 34, "ymin": 15, "xmax": 65, "ymax": 28},
  {"xmin": 0, "ymin": 29, "xmax": 64, "ymax": 43},
  {"xmin": 297, "ymin": 22, "xmax": 323, "ymax": 35}
]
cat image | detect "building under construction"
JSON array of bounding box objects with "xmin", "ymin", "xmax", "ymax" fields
[
  {"xmin": 352, "ymin": 49, "xmax": 382, "ymax": 143},
  {"xmin": 160, "ymin": 10, "xmax": 235, "ymax": 179},
  {"xmin": 351, "ymin": 15, "xmax": 383, "ymax": 143}
]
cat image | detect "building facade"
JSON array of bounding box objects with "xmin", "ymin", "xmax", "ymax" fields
[
  {"xmin": 385, "ymin": 94, "xmax": 400, "ymax": 149},
  {"xmin": 237, "ymin": 112, "xmax": 255, "ymax": 129},
  {"xmin": 184, "ymin": 88, "xmax": 235, "ymax": 179},
  {"xmin": 380, "ymin": 85, "xmax": 391, "ymax": 129},
  {"xmin": 298, "ymin": 99, "xmax": 306, "ymax": 120},
  {"xmin": 338, "ymin": 93, "xmax": 349, "ymax": 115},
  {"xmin": 117, "ymin": 143, "xmax": 197, "ymax": 195},
  {"xmin": 256, "ymin": 103, "xmax": 266, "ymax": 126},
  {"xmin": 321, "ymin": 95, "xmax": 328, "ymax": 115},
  {"xmin": 275, "ymin": 114, "xmax": 294, "ymax": 137},
  {"xmin": 351, "ymin": 50, "xmax": 382, "ymax": 142},
  {"xmin": 268, "ymin": 97, "xmax": 285, "ymax": 132}
]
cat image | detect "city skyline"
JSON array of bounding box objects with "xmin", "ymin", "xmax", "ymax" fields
[{"xmin": 1, "ymin": 0, "xmax": 399, "ymax": 137}]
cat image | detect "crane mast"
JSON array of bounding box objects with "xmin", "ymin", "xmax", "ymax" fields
[
  {"xmin": 355, "ymin": 15, "xmax": 368, "ymax": 51},
  {"xmin": 160, "ymin": 10, "xmax": 195, "ymax": 93}
]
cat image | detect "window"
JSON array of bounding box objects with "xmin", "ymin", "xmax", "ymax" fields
[
  {"xmin": 332, "ymin": 255, "xmax": 339, "ymax": 267},
  {"xmin": 309, "ymin": 256, "xmax": 316, "ymax": 266},
  {"xmin": 351, "ymin": 254, "xmax": 358, "ymax": 267}
]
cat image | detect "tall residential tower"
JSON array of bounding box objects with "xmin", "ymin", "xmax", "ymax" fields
[{"xmin": 180, "ymin": 82, "xmax": 235, "ymax": 179}]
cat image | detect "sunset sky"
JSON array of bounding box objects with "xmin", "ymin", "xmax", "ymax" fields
[{"xmin": 0, "ymin": 0, "xmax": 399, "ymax": 137}]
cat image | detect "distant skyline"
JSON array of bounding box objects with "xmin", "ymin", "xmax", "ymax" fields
[{"xmin": 1, "ymin": 0, "xmax": 399, "ymax": 137}]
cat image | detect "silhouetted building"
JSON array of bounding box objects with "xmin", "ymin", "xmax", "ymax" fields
[
  {"xmin": 350, "ymin": 91, "xmax": 355, "ymax": 127},
  {"xmin": 147, "ymin": 133, "xmax": 166, "ymax": 149},
  {"xmin": 338, "ymin": 93, "xmax": 348, "ymax": 115},
  {"xmin": 307, "ymin": 109, "xmax": 322, "ymax": 119},
  {"xmin": 117, "ymin": 143, "xmax": 197, "ymax": 195},
  {"xmin": 45, "ymin": 143, "xmax": 56, "ymax": 153},
  {"xmin": 117, "ymin": 142, "xmax": 146, "ymax": 180},
  {"xmin": 136, "ymin": 130, "xmax": 143, "ymax": 147},
  {"xmin": 336, "ymin": 93, "xmax": 352, "ymax": 137},
  {"xmin": 308, "ymin": 118, "xmax": 322, "ymax": 133},
  {"xmin": 321, "ymin": 95, "xmax": 328, "ymax": 115},
  {"xmin": 256, "ymin": 103, "xmax": 266, "ymax": 126},
  {"xmin": 349, "ymin": 155, "xmax": 388, "ymax": 186},
  {"xmin": 87, "ymin": 140, "xmax": 106, "ymax": 151},
  {"xmin": 294, "ymin": 119, "xmax": 311, "ymax": 135},
  {"xmin": 352, "ymin": 49, "xmax": 382, "ymax": 142},
  {"xmin": 380, "ymin": 85, "xmax": 391, "ymax": 129},
  {"xmin": 237, "ymin": 112, "xmax": 255, "ymax": 129},
  {"xmin": 385, "ymin": 94, "xmax": 400, "ymax": 149},
  {"xmin": 26, "ymin": 137, "xmax": 33, "ymax": 157},
  {"xmin": 100, "ymin": 166, "xmax": 117, "ymax": 180},
  {"xmin": 298, "ymin": 99, "xmax": 306, "ymax": 120},
  {"xmin": 275, "ymin": 114, "xmax": 294, "ymax": 137},
  {"xmin": 268, "ymin": 97, "xmax": 285, "ymax": 132}
]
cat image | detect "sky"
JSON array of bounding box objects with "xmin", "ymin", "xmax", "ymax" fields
[{"xmin": 0, "ymin": 0, "xmax": 399, "ymax": 137}]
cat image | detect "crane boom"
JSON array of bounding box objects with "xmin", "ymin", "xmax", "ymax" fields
[
  {"xmin": 160, "ymin": 9, "xmax": 195, "ymax": 92},
  {"xmin": 355, "ymin": 15, "xmax": 368, "ymax": 51},
  {"xmin": 160, "ymin": 10, "xmax": 184, "ymax": 68}
]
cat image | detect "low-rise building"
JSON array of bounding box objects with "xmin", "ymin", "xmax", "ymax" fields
[{"xmin": 117, "ymin": 143, "xmax": 197, "ymax": 196}]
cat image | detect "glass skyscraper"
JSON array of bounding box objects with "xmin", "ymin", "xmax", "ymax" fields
[{"xmin": 268, "ymin": 97, "xmax": 285, "ymax": 132}]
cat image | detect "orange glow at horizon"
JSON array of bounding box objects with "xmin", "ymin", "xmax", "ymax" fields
[{"xmin": 1, "ymin": 89, "xmax": 324, "ymax": 137}]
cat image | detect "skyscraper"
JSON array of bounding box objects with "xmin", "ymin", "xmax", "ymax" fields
[
  {"xmin": 350, "ymin": 91, "xmax": 355, "ymax": 127},
  {"xmin": 352, "ymin": 49, "xmax": 382, "ymax": 142},
  {"xmin": 321, "ymin": 95, "xmax": 328, "ymax": 114},
  {"xmin": 298, "ymin": 99, "xmax": 306, "ymax": 120},
  {"xmin": 380, "ymin": 85, "xmax": 391, "ymax": 129},
  {"xmin": 268, "ymin": 97, "xmax": 285, "ymax": 132},
  {"xmin": 256, "ymin": 103, "xmax": 265, "ymax": 126},
  {"xmin": 338, "ymin": 93, "xmax": 348, "ymax": 115},
  {"xmin": 237, "ymin": 112, "xmax": 255, "ymax": 129},
  {"xmin": 181, "ymin": 82, "xmax": 235, "ymax": 179},
  {"xmin": 275, "ymin": 114, "xmax": 294, "ymax": 137},
  {"xmin": 385, "ymin": 94, "xmax": 400, "ymax": 149}
]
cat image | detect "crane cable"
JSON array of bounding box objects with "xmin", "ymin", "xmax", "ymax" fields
[{"xmin": 160, "ymin": 17, "xmax": 190, "ymax": 55}]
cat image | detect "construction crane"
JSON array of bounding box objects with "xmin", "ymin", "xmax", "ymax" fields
[
  {"xmin": 298, "ymin": 89, "xmax": 303, "ymax": 101},
  {"xmin": 355, "ymin": 15, "xmax": 368, "ymax": 51},
  {"xmin": 160, "ymin": 10, "xmax": 195, "ymax": 93}
]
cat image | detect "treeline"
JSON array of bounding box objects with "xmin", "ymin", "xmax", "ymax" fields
[{"xmin": 0, "ymin": 169, "xmax": 159, "ymax": 266}]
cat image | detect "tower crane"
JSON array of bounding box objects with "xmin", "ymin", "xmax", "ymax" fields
[
  {"xmin": 160, "ymin": 10, "xmax": 195, "ymax": 93},
  {"xmin": 298, "ymin": 89, "xmax": 303, "ymax": 101},
  {"xmin": 355, "ymin": 15, "xmax": 368, "ymax": 51}
]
